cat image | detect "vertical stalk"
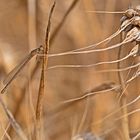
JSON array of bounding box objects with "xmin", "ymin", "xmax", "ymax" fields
[{"xmin": 35, "ymin": 1, "xmax": 55, "ymax": 139}]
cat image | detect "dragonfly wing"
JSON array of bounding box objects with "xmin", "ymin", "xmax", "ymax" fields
[
  {"xmin": 1, "ymin": 47, "xmax": 41, "ymax": 94},
  {"xmin": 3, "ymin": 53, "xmax": 33, "ymax": 86}
]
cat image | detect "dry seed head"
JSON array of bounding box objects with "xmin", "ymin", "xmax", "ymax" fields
[
  {"xmin": 121, "ymin": 19, "xmax": 130, "ymax": 28},
  {"xmin": 135, "ymin": 31, "xmax": 140, "ymax": 42},
  {"xmin": 129, "ymin": 44, "xmax": 139, "ymax": 57},
  {"xmin": 125, "ymin": 9, "xmax": 136, "ymax": 18},
  {"xmin": 125, "ymin": 27, "xmax": 140, "ymax": 39},
  {"xmin": 120, "ymin": 18, "xmax": 132, "ymax": 30},
  {"xmin": 120, "ymin": 15, "xmax": 128, "ymax": 24},
  {"xmin": 132, "ymin": 16, "xmax": 140, "ymax": 26}
]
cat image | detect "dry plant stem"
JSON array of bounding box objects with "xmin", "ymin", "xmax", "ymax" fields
[
  {"xmin": 47, "ymin": 82, "xmax": 119, "ymax": 118},
  {"xmin": 61, "ymin": 82, "xmax": 119, "ymax": 104},
  {"xmin": 48, "ymin": 61, "xmax": 140, "ymax": 73},
  {"xmin": 118, "ymin": 32, "xmax": 130, "ymax": 140},
  {"xmin": 48, "ymin": 19, "xmax": 133, "ymax": 57},
  {"xmin": 63, "ymin": 87, "xmax": 116, "ymax": 103},
  {"xmin": 48, "ymin": 52, "xmax": 132, "ymax": 69},
  {"xmin": 86, "ymin": 10, "xmax": 125, "ymax": 14},
  {"xmin": 46, "ymin": 79, "xmax": 136, "ymax": 121},
  {"xmin": 48, "ymin": 37, "xmax": 133, "ymax": 57},
  {"xmin": 0, "ymin": 97, "xmax": 27, "ymax": 140},
  {"xmin": 114, "ymin": 108, "xmax": 140, "ymax": 122},
  {"xmin": 35, "ymin": 1, "xmax": 55, "ymax": 138},
  {"xmin": 98, "ymin": 62, "xmax": 140, "ymax": 73},
  {"xmin": 50, "ymin": 0, "xmax": 79, "ymax": 45}
]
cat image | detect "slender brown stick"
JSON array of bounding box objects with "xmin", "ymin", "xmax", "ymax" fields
[
  {"xmin": 35, "ymin": 1, "xmax": 55, "ymax": 139},
  {"xmin": 61, "ymin": 82, "xmax": 120, "ymax": 104},
  {"xmin": 36, "ymin": 0, "xmax": 55, "ymax": 121}
]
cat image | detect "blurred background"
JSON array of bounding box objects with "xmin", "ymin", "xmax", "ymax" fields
[{"xmin": 0, "ymin": 0, "xmax": 140, "ymax": 140}]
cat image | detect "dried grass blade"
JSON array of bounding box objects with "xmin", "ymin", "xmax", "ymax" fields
[
  {"xmin": 48, "ymin": 19, "xmax": 133, "ymax": 57},
  {"xmin": 48, "ymin": 52, "xmax": 132, "ymax": 70},
  {"xmin": 35, "ymin": 2, "xmax": 55, "ymax": 139},
  {"xmin": 86, "ymin": 10, "xmax": 125, "ymax": 14},
  {"xmin": 48, "ymin": 37, "xmax": 133, "ymax": 57},
  {"xmin": 61, "ymin": 83, "xmax": 119, "ymax": 104}
]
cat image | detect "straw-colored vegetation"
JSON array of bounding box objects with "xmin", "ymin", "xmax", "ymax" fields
[{"xmin": 0, "ymin": 0, "xmax": 140, "ymax": 140}]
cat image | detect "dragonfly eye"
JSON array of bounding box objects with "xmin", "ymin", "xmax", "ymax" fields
[
  {"xmin": 132, "ymin": 16, "xmax": 140, "ymax": 26},
  {"xmin": 37, "ymin": 45, "xmax": 44, "ymax": 54}
]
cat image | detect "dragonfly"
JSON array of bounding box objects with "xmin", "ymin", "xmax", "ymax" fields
[{"xmin": 1, "ymin": 45, "xmax": 44, "ymax": 94}]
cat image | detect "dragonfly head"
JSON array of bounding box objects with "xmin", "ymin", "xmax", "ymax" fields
[{"xmin": 37, "ymin": 45, "xmax": 44, "ymax": 54}]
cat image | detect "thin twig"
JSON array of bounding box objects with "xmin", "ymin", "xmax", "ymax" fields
[
  {"xmin": 61, "ymin": 82, "xmax": 120, "ymax": 104},
  {"xmin": 48, "ymin": 37, "xmax": 134, "ymax": 57},
  {"xmin": 114, "ymin": 108, "xmax": 140, "ymax": 122},
  {"xmin": 86, "ymin": 10, "xmax": 125, "ymax": 14},
  {"xmin": 98, "ymin": 61, "xmax": 140, "ymax": 73},
  {"xmin": 35, "ymin": 1, "xmax": 55, "ymax": 139},
  {"xmin": 47, "ymin": 52, "xmax": 132, "ymax": 70},
  {"xmin": 48, "ymin": 19, "xmax": 134, "ymax": 57}
]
